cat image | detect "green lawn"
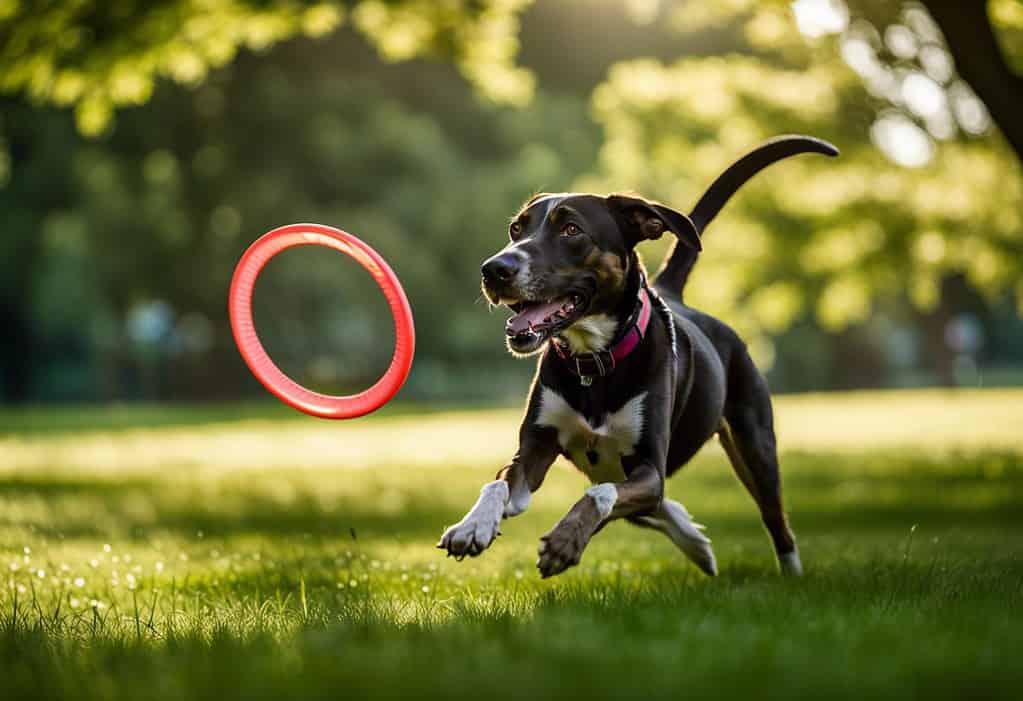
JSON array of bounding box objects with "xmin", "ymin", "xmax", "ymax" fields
[{"xmin": 2, "ymin": 389, "xmax": 1022, "ymax": 699}]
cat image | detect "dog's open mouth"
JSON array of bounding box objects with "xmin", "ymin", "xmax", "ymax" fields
[{"xmin": 505, "ymin": 294, "xmax": 585, "ymax": 341}]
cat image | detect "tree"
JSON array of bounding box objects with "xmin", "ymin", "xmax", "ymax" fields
[
  {"xmin": 0, "ymin": 0, "xmax": 539, "ymax": 401},
  {"xmin": 0, "ymin": 20, "xmax": 598, "ymax": 401},
  {"xmin": 2, "ymin": 1, "xmax": 1022, "ymax": 398},
  {"xmin": 581, "ymin": 0, "xmax": 1022, "ymax": 381},
  {"xmin": 0, "ymin": 0, "xmax": 534, "ymax": 135},
  {"xmin": 892, "ymin": 1, "xmax": 1023, "ymax": 163}
]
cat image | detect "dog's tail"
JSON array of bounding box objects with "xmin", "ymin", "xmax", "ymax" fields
[{"xmin": 652, "ymin": 135, "xmax": 838, "ymax": 299}]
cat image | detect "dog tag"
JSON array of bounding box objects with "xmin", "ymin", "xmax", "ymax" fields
[{"xmin": 580, "ymin": 375, "xmax": 593, "ymax": 386}]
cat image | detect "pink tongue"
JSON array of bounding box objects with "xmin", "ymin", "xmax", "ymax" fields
[{"xmin": 506, "ymin": 300, "xmax": 565, "ymax": 336}]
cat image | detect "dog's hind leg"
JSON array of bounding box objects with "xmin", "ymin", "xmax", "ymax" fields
[
  {"xmin": 629, "ymin": 500, "xmax": 717, "ymax": 576},
  {"xmin": 719, "ymin": 352, "xmax": 802, "ymax": 575}
]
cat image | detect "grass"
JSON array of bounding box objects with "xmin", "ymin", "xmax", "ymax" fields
[{"xmin": 2, "ymin": 388, "xmax": 1023, "ymax": 699}]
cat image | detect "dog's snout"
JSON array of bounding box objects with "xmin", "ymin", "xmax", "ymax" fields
[{"xmin": 481, "ymin": 253, "xmax": 519, "ymax": 284}]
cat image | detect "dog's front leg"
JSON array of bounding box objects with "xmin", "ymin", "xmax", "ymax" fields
[
  {"xmin": 537, "ymin": 463, "xmax": 664, "ymax": 578},
  {"xmin": 438, "ymin": 423, "xmax": 558, "ymax": 560}
]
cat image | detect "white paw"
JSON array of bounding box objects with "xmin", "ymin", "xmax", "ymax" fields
[
  {"xmin": 438, "ymin": 513, "xmax": 500, "ymax": 559},
  {"xmin": 779, "ymin": 549, "xmax": 803, "ymax": 576},
  {"xmin": 437, "ymin": 482, "xmax": 507, "ymax": 560},
  {"xmin": 680, "ymin": 536, "xmax": 718, "ymax": 577},
  {"xmin": 661, "ymin": 500, "xmax": 718, "ymax": 576}
]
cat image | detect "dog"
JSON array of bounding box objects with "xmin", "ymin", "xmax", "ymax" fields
[{"xmin": 438, "ymin": 135, "xmax": 838, "ymax": 578}]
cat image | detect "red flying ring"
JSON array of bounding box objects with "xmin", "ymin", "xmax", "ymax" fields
[{"xmin": 229, "ymin": 223, "xmax": 414, "ymax": 419}]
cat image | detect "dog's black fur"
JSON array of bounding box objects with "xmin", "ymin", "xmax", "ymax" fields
[{"xmin": 439, "ymin": 135, "xmax": 838, "ymax": 578}]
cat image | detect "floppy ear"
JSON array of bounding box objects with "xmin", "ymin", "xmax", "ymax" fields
[{"xmin": 606, "ymin": 194, "xmax": 701, "ymax": 251}]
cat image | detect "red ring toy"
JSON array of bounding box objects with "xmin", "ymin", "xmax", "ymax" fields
[{"xmin": 229, "ymin": 223, "xmax": 415, "ymax": 419}]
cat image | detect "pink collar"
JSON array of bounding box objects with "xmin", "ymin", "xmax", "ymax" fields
[{"xmin": 551, "ymin": 287, "xmax": 653, "ymax": 385}]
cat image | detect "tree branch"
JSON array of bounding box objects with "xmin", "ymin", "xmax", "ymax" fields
[{"xmin": 923, "ymin": 1, "xmax": 1023, "ymax": 161}]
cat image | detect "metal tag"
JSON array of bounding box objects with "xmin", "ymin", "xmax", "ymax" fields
[{"xmin": 580, "ymin": 375, "xmax": 593, "ymax": 387}]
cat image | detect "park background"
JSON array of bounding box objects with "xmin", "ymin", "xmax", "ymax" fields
[
  {"xmin": 3, "ymin": 0, "xmax": 1023, "ymax": 403},
  {"xmin": 2, "ymin": 2, "xmax": 1023, "ymax": 699}
]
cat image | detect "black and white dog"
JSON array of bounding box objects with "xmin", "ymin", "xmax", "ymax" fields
[{"xmin": 438, "ymin": 135, "xmax": 837, "ymax": 578}]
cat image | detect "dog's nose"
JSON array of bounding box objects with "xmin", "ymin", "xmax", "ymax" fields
[{"xmin": 481, "ymin": 254, "xmax": 519, "ymax": 284}]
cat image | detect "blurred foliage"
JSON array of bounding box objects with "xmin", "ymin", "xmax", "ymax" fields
[
  {"xmin": 1, "ymin": 0, "xmax": 1022, "ymax": 402},
  {"xmin": 580, "ymin": 0, "xmax": 1023, "ymax": 369},
  {"xmin": 992, "ymin": 0, "xmax": 1023, "ymax": 70},
  {"xmin": 0, "ymin": 0, "xmax": 533, "ymax": 135},
  {"xmin": 0, "ymin": 17, "xmax": 595, "ymax": 401}
]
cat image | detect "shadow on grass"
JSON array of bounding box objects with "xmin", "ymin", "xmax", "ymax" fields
[
  {"xmin": 2, "ymin": 448, "xmax": 1023, "ymax": 542},
  {"xmin": 0, "ymin": 400, "xmax": 510, "ymax": 437},
  {"xmin": 0, "ymin": 476, "xmax": 448, "ymax": 541}
]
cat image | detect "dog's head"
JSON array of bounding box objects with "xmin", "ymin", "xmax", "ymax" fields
[{"xmin": 481, "ymin": 193, "xmax": 700, "ymax": 355}]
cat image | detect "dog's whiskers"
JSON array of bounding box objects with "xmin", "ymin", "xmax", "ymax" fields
[{"xmin": 474, "ymin": 294, "xmax": 498, "ymax": 311}]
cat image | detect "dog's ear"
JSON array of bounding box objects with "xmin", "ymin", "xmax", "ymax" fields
[{"xmin": 606, "ymin": 194, "xmax": 701, "ymax": 251}]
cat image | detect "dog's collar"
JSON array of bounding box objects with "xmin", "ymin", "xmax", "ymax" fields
[{"xmin": 551, "ymin": 286, "xmax": 653, "ymax": 386}]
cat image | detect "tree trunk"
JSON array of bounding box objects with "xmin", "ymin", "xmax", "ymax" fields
[
  {"xmin": 925, "ymin": 0, "xmax": 1023, "ymax": 162},
  {"xmin": 0, "ymin": 299, "xmax": 34, "ymax": 401},
  {"xmin": 918, "ymin": 273, "xmax": 973, "ymax": 387}
]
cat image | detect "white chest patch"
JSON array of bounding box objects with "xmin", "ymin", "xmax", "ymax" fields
[
  {"xmin": 558, "ymin": 314, "xmax": 618, "ymax": 354},
  {"xmin": 535, "ymin": 387, "xmax": 647, "ymax": 483}
]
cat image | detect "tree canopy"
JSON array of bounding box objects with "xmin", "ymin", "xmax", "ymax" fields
[
  {"xmin": 0, "ymin": 0, "xmax": 534, "ymax": 135},
  {"xmin": 580, "ymin": 0, "xmax": 1023, "ymax": 368},
  {"xmin": 1, "ymin": 0, "xmax": 1021, "ymax": 400}
]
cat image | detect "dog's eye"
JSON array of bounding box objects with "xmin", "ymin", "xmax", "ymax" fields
[
  {"xmin": 561, "ymin": 223, "xmax": 581, "ymax": 237},
  {"xmin": 509, "ymin": 221, "xmax": 522, "ymax": 239}
]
